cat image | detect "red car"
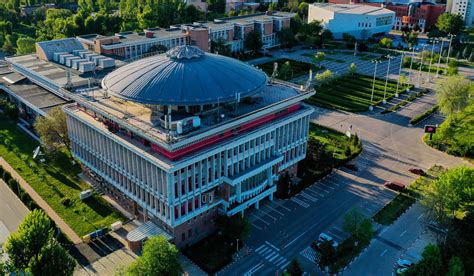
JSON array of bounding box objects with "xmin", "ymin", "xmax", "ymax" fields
[
  {"xmin": 409, "ymin": 168, "xmax": 425, "ymax": 176},
  {"xmin": 384, "ymin": 181, "xmax": 406, "ymax": 191}
]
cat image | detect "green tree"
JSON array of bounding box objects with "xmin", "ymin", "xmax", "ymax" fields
[
  {"xmin": 4, "ymin": 209, "xmax": 75, "ymax": 275},
  {"xmin": 379, "ymin": 37, "xmax": 393, "ymax": 48},
  {"xmin": 280, "ymin": 60, "xmax": 292, "ymax": 80},
  {"xmin": 342, "ymin": 208, "xmax": 373, "ymax": 244},
  {"xmin": 318, "ymin": 240, "xmax": 337, "ymax": 268},
  {"xmin": 436, "ymin": 13, "xmax": 465, "ymax": 35},
  {"xmin": 279, "ymin": 28, "xmax": 296, "ymax": 48},
  {"xmin": 245, "ymin": 29, "xmax": 262, "ymax": 54},
  {"xmin": 207, "ymin": 0, "xmax": 226, "ymax": 14},
  {"xmin": 34, "ymin": 106, "xmax": 70, "ymax": 153},
  {"xmin": 435, "ymin": 75, "xmax": 473, "ymax": 116},
  {"xmin": 298, "ymin": 2, "xmax": 308, "ymax": 18},
  {"xmin": 447, "ymin": 256, "xmax": 464, "ymax": 276},
  {"xmin": 216, "ymin": 214, "xmax": 251, "ymax": 240},
  {"xmin": 16, "ymin": 37, "xmax": 36, "ymax": 55},
  {"xmin": 287, "ymin": 258, "xmax": 303, "ymax": 276},
  {"xmin": 348, "ymin": 62, "xmax": 357, "ymax": 75},
  {"xmin": 313, "ymin": 51, "xmax": 325, "ymax": 67},
  {"xmin": 423, "ymin": 167, "xmax": 474, "ymax": 223},
  {"xmin": 315, "ymin": 69, "xmax": 333, "ymax": 85},
  {"xmin": 126, "ymin": 236, "xmax": 182, "ymax": 276},
  {"xmin": 406, "ymin": 244, "xmax": 443, "ymax": 276}
]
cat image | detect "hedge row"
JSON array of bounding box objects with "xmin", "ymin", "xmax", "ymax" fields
[
  {"xmin": 381, "ymin": 91, "xmax": 426, "ymax": 114},
  {"xmin": 0, "ymin": 165, "xmax": 40, "ymax": 210},
  {"xmin": 409, "ymin": 105, "xmax": 439, "ymax": 125}
]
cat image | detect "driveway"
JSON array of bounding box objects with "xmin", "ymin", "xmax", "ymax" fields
[{"xmin": 0, "ymin": 179, "xmax": 29, "ymax": 244}]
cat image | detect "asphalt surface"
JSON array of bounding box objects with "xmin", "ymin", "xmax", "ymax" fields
[
  {"xmin": 0, "ymin": 179, "xmax": 29, "ymax": 244},
  {"xmin": 220, "ymin": 91, "xmax": 468, "ymax": 276}
]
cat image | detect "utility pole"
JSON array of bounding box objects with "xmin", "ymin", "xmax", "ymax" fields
[
  {"xmin": 427, "ymin": 38, "xmax": 438, "ymax": 82},
  {"xmin": 408, "ymin": 46, "xmax": 416, "ymax": 83},
  {"xmin": 417, "ymin": 44, "xmax": 427, "ymax": 88}
]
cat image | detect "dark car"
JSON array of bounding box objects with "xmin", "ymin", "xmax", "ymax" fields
[
  {"xmin": 384, "ymin": 181, "xmax": 406, "ymax": 191},
  {"xmin": 409, "ymin": 168, "xmax": 425, "ymax": 176}
]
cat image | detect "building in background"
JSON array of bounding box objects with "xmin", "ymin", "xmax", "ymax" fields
[
  {"xmin": 308, "ymin": 3, "xmax": 395, "ymax": 39},
  {"xmin": 327, "ymin": 0, "xmax": 446, "ymax": 32},
  {"xmin": 446, "ymin": 0, "xmax": 474, "ymax": 27},
  {"xmin": 77, "ymin": 12, "xmax": 294, "ymax": 60}
]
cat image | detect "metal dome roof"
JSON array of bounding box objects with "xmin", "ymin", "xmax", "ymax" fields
[{"xmin": 101, "ymin": 46, "xmax": 268, "ymax": 106}]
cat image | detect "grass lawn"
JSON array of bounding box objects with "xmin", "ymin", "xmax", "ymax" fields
[
  {"xmin": 373, "ymin": 165, "xmax": 446, "ymax": 225},
  {"xmin": 325, "ymin": 57, "xmax": 346, "ymax": 63},
  {"xmin": 0, "ymin": 115, "xmax": 124, "ymax": 237},
  {"xmin": 403, "ymin": 61, "xmax": 445, "ymax": 75},
  {"xmin": 182, "ymin": 233, "xmax": 237, "ymax": 274},
  {"xmin": 287, "ymin": 123, "xmax": 362, "ymax": 197},
  {"xmin": 307, "ymin": 73, "xmax": 412, "ymax": 112},
  {"xmin": 257, "ymin": 58, "xmax": 323, "ymax": 81},
  {"xmin": 331, "ymin": 237, "xmax": 371, "ymax": 273}
]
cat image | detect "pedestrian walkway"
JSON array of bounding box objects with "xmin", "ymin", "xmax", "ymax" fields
[
  {"xmin": 254, "ymin": 242, "xmax": 291, "ymax": 270},
  {"xmin": 0, "ymin": 157, "xmax": 82, "ymax": 244},
  {"xmin": 300, "ymin": 246, "xmax": 319, "ymax": 264}
]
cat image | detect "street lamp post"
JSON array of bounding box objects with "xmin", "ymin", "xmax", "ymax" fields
[
  {"xmin": 435, "ymin": 39, "xmax": 444, "ymax": 79},
  {"xmin": 383, "ymin": 55, "xmax": 393, "ymax": 104},
  {"xmin": 417, "ymin": 44, "xmax": 427, "ymax": 88},
  {"xmin": 446, "ymin": 34, "xmax": 455, "ymax": 66},
  {"xmin": 395, "ymin": 52, "xmax": 404, "ymax": 97},
  {"xmin": 354, "ymin": 42, "xmax": 358, "ymax": 56},
  {"xmin": 427, "ymin": 38, "xmax": 438, "ymax": 82},
  {"xmin": 370, "ymin": 59, "xmax": 382, "ymax": 111},
  {"xmin": 408, "ymin": 46, "xmax": 416, "ymax": 83}
]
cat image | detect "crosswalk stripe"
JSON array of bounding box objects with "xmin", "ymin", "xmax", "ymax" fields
[
  {"xmin": 300, "ymin": 246, "xmax": 319, "ymax": 264},
  {"xmin": 255, "ymin": 244, "xmax": 266, "ymax": 253},
  {"xmin": 280, "ymin": 260, "xmax": 291, "ymax": 270},
  {"xmin": 268, "ymin": 253, "xmax": 280, "ymax": 262},
  {"xmin": 275, "ymin": 257, "xmax": 288, "ymax": 266},
  {"xmin": 300, "ymin": 191, "xmax": 318, "ymax": 202},
  {"xmin": 291, "ymin": 197, "xmax": 309, "ymax": 208},
  {"xmin": 265, "ymin": 251, "xmax": 277, "ymax": 260}
]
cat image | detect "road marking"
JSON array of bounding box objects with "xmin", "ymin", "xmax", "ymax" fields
[
  {"xmin": 263, "ymin": 204, "xmax": 285, "ymax": 216},
  {"xmin": 265, "ymin": 241, "xmax": 280, "ymax": 252},
  {"xmin": 300, "ymin": 191, "xmax": 318, "ymax": 202},
  {"xmin": 259, "ymin": 247, "xmax": 271, "ymax": 255},
  {"xmin": 291, "ymin": 197, "xmax": 310, "ymax": 208},
  {"xmin": 255, "ymin": 244, "xmax": 266, "ymax": 253},
  {"xmin": 300, "ymin": 246, "xmax": 319, "ymax": 264},
  {"xmin": 417, "ymin": 214, "xmax": 424, "ymax": 220},
  {"xmin": 327, "ymin": 230, "xmax": 344, "ymax": 241},
  {"xmin": 283, "ymin": 230, "xmax": 308, "ymax": 249},
  {"xmin": 317, "ymin": 181, "xmax": 336, "ymax": 190},
  {"xmin": 271, "ymin": 200, "xmax": 291, "ymax": 211},
  {"xmin": 380, "ymin": 249, "xmax": 388, "ymax": 257},
  {"xmin": 280, "ymin": 260, "xmax": 291, "ymax": 270},
  {"xmin": 400, "ymin": 230, "xmax": 407, "ymax": 237},
  {"xmin": 269, "ymin": 253, "xmax": 280, "ymax": 262},
  {"xmin": 243, "ymin": 262, "xmax": 265, "ymax": 276},
  {"xmin": 265, "ymin": 251, "xmax": 277, "ymax": 260},
  {"xmin": 249, "ymin": 214, "xmax": 270, "ymax": 225},
  {"xmin": 311, "ymin": 185, "xmax": 331, "ymax": 194},
  {"xmin": 251, "ymin": 223, "xmax": 263, "ymax": 230},
  {"xmin": 307, "ymin": 186, "xmax": 326, "ymax": 197},
  {"xmin": 256, "ymin": 208, "xmax": 278, "ymax": 221}
]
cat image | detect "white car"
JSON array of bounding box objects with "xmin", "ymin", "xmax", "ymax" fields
[{"xmin": 317, "ymin": 233, "xmax": 339, "ymax": 248}]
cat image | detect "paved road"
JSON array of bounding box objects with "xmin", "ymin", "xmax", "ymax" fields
[
  {"xmin": 0, "ymin": 179, "xmax": 29, "ymax": 244},
  {"xmin": 343, "ymin": 202, "xmax": 426, "ymax": 276},
  {"xmin": 221, "ymin": 90, "xmax": 467, "ymax": 275}
]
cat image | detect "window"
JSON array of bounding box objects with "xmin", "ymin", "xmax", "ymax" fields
[
  {"xmin": 181, "ymin": 233, "xmax": 186, "ymax": 241},
  {"xmin": 188, "ymin": 229, "xmax": 192, "ymax": 238}
]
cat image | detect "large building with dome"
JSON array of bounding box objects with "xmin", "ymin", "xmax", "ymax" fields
[
  {"xmin": 63, "ymin": 45, "xmax": 314, "ymax": 247},
  {"xmin": 2, "ymin": 41, "xmax": 314, "ymax": 249}
]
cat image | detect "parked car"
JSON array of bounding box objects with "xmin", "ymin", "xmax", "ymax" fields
[
  {"xmin": 397, "ymin": 259, "xmax": 413, "ymax": 268},
  {"xmin": 384, "ymin": 181, "xmax": 406, "ymax": 191},
  {"xmin": 409, "ymin": 168, "xmax": 425, "ymax": 175},
  {"xmin": 317, "ymin": 233, "xmax": 338, "ymax": 248}
]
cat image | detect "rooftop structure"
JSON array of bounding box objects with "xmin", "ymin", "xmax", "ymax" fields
[
  {"xmin": 101, "ymin": 46, "xmax": 267, "ymax": 106},
  {"xmin": 308, "ymin": 3, "xmax": 395, "ymax": 39}
]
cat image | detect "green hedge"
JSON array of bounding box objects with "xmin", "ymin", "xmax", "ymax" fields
[
  {"xmin": 381, "ymin": 91, "xmax": 426, "ymax": 114},
  {"xmin": 410, "ymin": 105, "xmax": 439, "ymax": 125}
]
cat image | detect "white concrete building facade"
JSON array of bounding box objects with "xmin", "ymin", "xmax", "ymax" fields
[
  {"xmin": 308, "ymin": 3, "xmax": 395, "ymax": 39},
  {"xmin": 447, "ymin": 0, "xmax": 474, "ymax": 27}
]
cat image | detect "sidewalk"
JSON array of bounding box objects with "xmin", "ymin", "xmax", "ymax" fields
[{"xmin": 0, "ymin": 157, "xmax": 83, "ymax": 244}]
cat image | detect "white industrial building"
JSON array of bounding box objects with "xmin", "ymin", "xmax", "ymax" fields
[{"xmin": 308, "ymin": 3, "xmax": 395, "ymax": 39}]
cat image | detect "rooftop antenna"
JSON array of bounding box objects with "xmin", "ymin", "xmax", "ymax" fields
[
  {"xmin": 65, "ymin": 68, "xmax": 72, "ymax": 89},
  {"xmin": 270, "ymin": 62, "xmax": 278, "ymax": 83}
]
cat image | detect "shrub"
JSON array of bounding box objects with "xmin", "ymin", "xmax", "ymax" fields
[
  {"xmin": 3, "ymin": 171, "xmax": 12, "ymax": 182},
  {"xmin": 410, "ymin": 105, "xmax": 439, "ymax": 125},
  {"xmin": 61, "ymin": 197, "xmax": 72, "ymax": 207},
  {"xmin": 0, "ymin": 165, "xmax": 4, "ymax": 176}
]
